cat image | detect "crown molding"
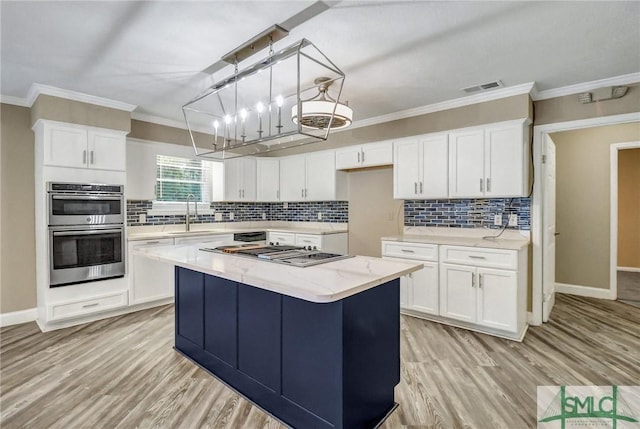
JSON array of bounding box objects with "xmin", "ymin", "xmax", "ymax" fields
[
  {"xmin": 26, "ymin": 83, "xmax": 137, "ymax": 111},
  {"xmin": 0, "ymin": 94, "xmax": 30, "ymax": 107},
  {"xmin": 347, "ymin": 82, "xmax": 536, "ymax": 131},
  {"xmin": 531, "ymin": 72, "xmax": 640, "ymax": 101}
]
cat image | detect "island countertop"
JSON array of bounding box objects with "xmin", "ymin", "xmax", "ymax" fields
[{"xmin": 135, "ymin": 244, "xmax": 422, "ymax": 303}]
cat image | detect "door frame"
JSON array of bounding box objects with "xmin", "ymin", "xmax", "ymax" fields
[
  {"xmin": 531, "ymin": 112, "xmax": 640, "ymax": 325},
  {"xmin": 610, "ymin": 141, "xmax": 640, "ymax": 301}
]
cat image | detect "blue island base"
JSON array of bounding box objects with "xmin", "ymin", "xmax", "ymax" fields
[{"xmin": 175, "ymin": 267, "xmax": 401, "ymax": 429}]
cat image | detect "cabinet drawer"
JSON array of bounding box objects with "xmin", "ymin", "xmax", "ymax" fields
[
  {"xmin": 49, "ymin": 291, "xmax": 128, "ymax": 321},
  {"xmin": 267, "ymin": 232, "xmax": 296, "ymax": 245},
  {"xmin": 295, "ymin": 234, "xmax": 322, "ymax": 249},
  {"xmin": 439, "ymin": 245, "xmax": 517, "ymax": 270},
  {"xmin": 131, "ymin": 238, "xmax": 174, "ymax": 249},
  {"xmin": 381, "ymin": 241, "xmax": 438, "ymax": 262}
]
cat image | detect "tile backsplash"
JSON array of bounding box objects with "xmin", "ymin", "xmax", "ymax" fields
[
  {"xmin": 127, "ymin": 200, "xmax": 348, "ymax": 226},
  {"xmin": 404, "ymin": 198, "xmax": 531, "ymax": 230}
]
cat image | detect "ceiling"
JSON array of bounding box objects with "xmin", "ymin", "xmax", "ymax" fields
[{"xmin": 1, "ymin": 1, "xmax": 639, "ymax": 127}]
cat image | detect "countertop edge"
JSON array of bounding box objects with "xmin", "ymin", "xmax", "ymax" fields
[
  {"xmin": 381, "ymin": 235, "xmax": 530, "ymax": 251},
  {"xmin": 128, "ymin": 227, "xmax": 349, "ymax": 242}
]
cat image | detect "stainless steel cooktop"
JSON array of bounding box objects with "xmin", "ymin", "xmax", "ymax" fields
[{"xmin": 199, "ymin": 244, "xmax": 353, "ymax": 268}]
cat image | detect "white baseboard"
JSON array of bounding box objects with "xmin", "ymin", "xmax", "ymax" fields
[
  {"xmin": 0, "ymin": 308, "xmax": 38, "ymax": 327},
  {"xmin": 555, "ymin": 283, "xmax": 613, "ymax": 300},
  {"xmin": 618, "ymin": 266, "xmax": 640, "ymax": 273}
]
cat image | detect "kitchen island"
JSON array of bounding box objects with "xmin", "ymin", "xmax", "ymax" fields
[{"xmin": 136, "ymin": 244, "xmax": 421, "ymax": 429}]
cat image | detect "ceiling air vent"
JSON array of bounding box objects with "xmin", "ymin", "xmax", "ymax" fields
[{"xmin": 462, "ymin": 80, "xmax": 504, "ymax": 94}]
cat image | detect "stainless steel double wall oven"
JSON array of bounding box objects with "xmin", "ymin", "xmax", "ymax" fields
[{"xmin": 48, "ymin": 182, "xmax": 125, "ymax": 287}]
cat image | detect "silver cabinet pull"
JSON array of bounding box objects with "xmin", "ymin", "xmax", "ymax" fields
[
  {"xmin": 90, "ymin": 150, "xmax": 94, "ymax": 164},
  {"xmin": 357, "ymin": 152, "xmax": 360, "ymax": 163},
  {"xmin": 277, "ymin": 190, "xmax": 280, "ymax": 199},
  {"xmin": 361, "ymin": 150, "xmax": 365, "ymax": 163},
  {"xmin": 83, "ymin": 150, "xmax": 87, "ymax": 164},
  {"xmin": 301, "ymin": 189, "xmax": 304, "ymax": 198},
  {"xmin": 468, "ymin": 255, "xmax": 486, "ymax": 259},
  {"xmin": 82, "ymin": 302, "xmax": 99, "ymax": 308},
  {"xmin": 486, "ymin": 178, "xmax": 491, "ymax": 192},
  {"xmin": 480, "ymin": 178, "xmax": 484, "ymax": 192},
  {"xmin": 479, "ymin": 273, "xmax": 483, "ymax": 288},
  {"xmin": 242, "ymin": 189, "xmax": 245, "ymax": 198},
  {"xmin": 302, "ymin": 239, "xmax": 311, "ymax": 243},
  {"xmin": 414, "ymin": 182, "xmax": 418, "ymax": 194},
  {"xmin": 471, "ymin": 273, "xmax": 475, "ymax": 288},
  {"xmin": 420, "ymin": 182, "xmax": 423, "ymax": 193},
  {"xmin": 238, "ymin": 189, "xmax": 241, "ymax": 198},
  {"xmin": 145, "ymin": 241, "xmax": 160, "ymax": 245},
  {"xmin": 401, "ymin": 249, "xmax": 415, "ymax": 253},
  {"xmin": 304, "ymin": 188, "xmax": 308, "ymax": 198}
]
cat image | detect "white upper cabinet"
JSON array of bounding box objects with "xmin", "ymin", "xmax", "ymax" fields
[
  {"xmin": 394, "ymin": 134, "xmax": 448, "ymax": 199},
  {"xmin": 256, "ymin": 158, "xmax": 280, "ymax": 202},
  {"xmin": 224, "ymin": 157, "xmax": 256, "ymax": 201},
  {"xmin": 42, "ymin": 122, "xmax": 126, "ymax": 171},
  {"xmin": 335, "ymin": 141, "xmax": 392, "ymax": 170},
  {"xmin": 449, "ymin": 120, "xmax": 530, "ymax": 198},
  {"xmin": 280, "ymin": 151, "xmax": 346, "ymax": 201}
]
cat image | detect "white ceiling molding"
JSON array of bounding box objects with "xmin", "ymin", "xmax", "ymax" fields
[
  {"xmin": 531, "ymin": 72, "xmax": 640, "ymax": 101},
  {"xmin": 0, "ymin": 94, "xmax": 30, "ymax": 107},
  {"xmin": 131, "ymin": 112, "xmax": 212, "ymax": 135},
  {"xmin": 26, "ymin": 83, "xmax": 137, "ymax": 112},
  {"xmin": 346, "ymin": 82, "xmax": 536, "ymax": 132}
]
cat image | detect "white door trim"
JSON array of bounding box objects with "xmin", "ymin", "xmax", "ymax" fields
[
  {"xmin": 531, "ymin": 112, "xmax": 640, "ymax": 325},
  {"xmin": 610, "ymin": 141, "xmax": 640, "ymax": 301}
]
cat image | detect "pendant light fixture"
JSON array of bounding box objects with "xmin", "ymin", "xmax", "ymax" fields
[{"xmin": 182, "ymin": 25, "xmax": 352, "ymax": 160}]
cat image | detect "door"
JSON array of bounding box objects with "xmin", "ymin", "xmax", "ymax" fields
[
  {"xmin": 476, "ymin": 268, "xmax": 518, "ymax": 331},
  {"xmin": 335, "ymin": 146, "xmax": 362, "ymax": 170},
  {"xmin": 393, "ymin": 139, "xmax": 420, "ymax": 199},
  {"xmin": 240, "ymin": 158, "xmax": 257, "ymax": 201},
  {"xmin": 224, "ymin": 158, "xmax": 242, "ymax": 200},
  {"xmin": 439, "ymin": 263, "xmax": 476, "ymax": 323},
  {"xmin": 305, "ymin": 151, "xmax": 335, "ymax": 201},
  {"xmin": 279, "ymin": 155, "xmax": 305, "ymax": 201},
  {"xmin": 420, "ymin": 135, "xmax": 449, "ymax": 198},
  {"xmin": 542, "ymin": 135, "xmax": 557, "ymax": 322},
  {"xmin": 449, "ymin": 129, "xmax": 485, "ymax": 198},
  {"xmin": 410, "ymin": 261, "xmax": 439, "ymax": 315},
  {"xmin": 256, "ymin": 158, "xmax": 280, "ymax": 201},
  {"xmin": 361, "ymin": 141, "xmax": 392, "ymax": 168},
  {"xmin": 89, "ymin": 130, "xmax": 126, "ymax": 171},
  {"xmin": 484, "ymin": 124, "xmax": 523, "ymax": 197},
  {"xmin": 45, "ymin": 125, "xmax": 87, "ymax": 168}
]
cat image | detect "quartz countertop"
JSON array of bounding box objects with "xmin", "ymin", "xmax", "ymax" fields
[
  {"xmin": 128, "ymin": 225, "xmax": 348, "ymax": 242},
  {"xmin": 381, "ymin": 234, "xmax": 529, "ymax": 250},
  {"xmin": 134, "ymin": 244, "xmax": 421, "ymax": 303}
]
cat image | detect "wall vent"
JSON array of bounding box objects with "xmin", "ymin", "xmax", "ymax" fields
[{"xmin": 462, "ymin": 80, "xmax": 504, "ymax": 94}]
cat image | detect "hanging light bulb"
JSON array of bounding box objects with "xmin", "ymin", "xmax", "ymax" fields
[
  {"xmin": 239, "ymin": 109, "xmax": 247, "ymax": 141},
  {"xmin": 212, "ymin": 120, "xmax": 219, "ymax": 147},
  {"xmin": 256, "ymin": 102, "xmax": 264, "ymax": 138},
  {"xmin": 275, "ymin": 95, "xmax": 284, "ymax": 133}
]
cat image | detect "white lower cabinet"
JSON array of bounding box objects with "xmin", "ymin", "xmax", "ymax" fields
[
  {"xmin": 383, "ymin": 240, "xmax": 528, "ymax": 341},
  {"xmin": 128, "ymin": 238, "xmax": 175, "ymax": 305}
]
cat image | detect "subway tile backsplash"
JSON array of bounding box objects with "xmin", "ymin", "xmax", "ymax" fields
[
  {"xmin": 404, "ymin": 198, "xmax": 531, "ymax": 230},
  {"xmin": 126, "ymin": 200, "xmax": 348, "ymax": 226}
]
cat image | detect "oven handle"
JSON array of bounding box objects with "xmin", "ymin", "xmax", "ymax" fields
[
  {"xmin": 51, "ymin": 228, "xmax": 123, "ymax": 237},
  {"xmin": 51, "ymin": 195, "xmax": 122, "ymax": 201}
]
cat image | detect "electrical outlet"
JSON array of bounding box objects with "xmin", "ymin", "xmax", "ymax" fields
[
  {"xmin": 262, "ymin": 213, "xmax": 266, "ymax": 220},
  {"xmin": 139, "ymin": 213, "xmax": 146, "ymax": 223},
  {"xmin": 214, "ymin": 212, "xmax": 222, "ymax": 221},
  {"xmin": 508, "ymin": 214, "xmax": 518, "ymax": 227},
  {"xmin": 494, "ymin": 214, "xmax": 502, "ymax": 226},
  {"xmin": 317, "ymin": 212, "xmax": 322, "ymax": 220},
  {"xmin": 283, "ymin": 202, "xmax": 288, "ymax": 209},
  {"xmin": 229, "ymin": 212, "xmax": 234, "ymax": 220}
]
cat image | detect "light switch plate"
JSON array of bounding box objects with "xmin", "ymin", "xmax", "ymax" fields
[
  {"xmin": 214, "ymin": 212, "xmax": 222, "ymax": 221},
  {"xmin": 508, "ymin": 214, "xmax": 518, "ymax": 227},
  {"xmin": 283, "ymin": 202, "xmax": 288, "ymax": 209},
  {"xmin": 139, "ymin": 213, "xmax": 146, "ymax": 223},
  {"xmin": 317, "ymin": 212, "xmax": 322, "ymax": 220},
  {"xmin": 229, "ymin": 212, "xmax": 234, "ymax": 220},
  {"xmin": 494, "ymin": 214, "xmax": 502, "ymax": 226},
  {"xmin": 262, "ymin": 213, "xmax": 266, "ymax": 220}
]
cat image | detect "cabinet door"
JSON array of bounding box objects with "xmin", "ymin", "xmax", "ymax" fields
[
  {"xmin": 279, "ymin": 155, "xmax": 306, "ymax": 201},
  {"xmin": 361, "ymin": 141, "xmax": 392, "ymax": 168},
  {"xmin": 176, "ymin": 268, "xmax": 204, "ymax": 347},
  {"xmin": 88, "ymin": 130, "xmax": 126, "ymax": 171},
  {"xmin": 131, "ymin": 253, "xmax": 175, "ymax": 304},
  {"xmin": 44, "ymin": 125, "xmax": 87, "ymax": 168},
  {"xmin": 305, "ymin": 151, "xmax": 336, "ymax": 201},
  {"xmin": 240, "ymin": 158, "xmax": 257, "ymax": 201},
  {"xmin": 420, "ymin": 135, "xmax": 449, "ymax": 198},
  {"xmin": 224, "ymin": 158, "xmax": 242, "ymax": 201},
  {"xmin": 449, "ymin": 129, "xmax": 485, "ymax": 198},
  {"xmin": 484, "ymin": 124, "xmax": 525, "ymax": 197},
  {"xmin": 439, "ymin": 263, "xmax": 476, "ymax": 323},
  {"xmin": 409, "ymin": 261, "xmax": 439, "ymax": 315},
  {"xmin": 394, "ymin": 139, "xmax": 420, "ymax": 199},
  {"xmin": 477, "ymin": 268, "xmax": 518, "ymax": 332},
  {"xmin": 335, "ymin": 146, "xmax": 362, "ymax": 170},
  {"xmin": 256, "ymin": 158, "xmax": 280, "ymax": 201}
]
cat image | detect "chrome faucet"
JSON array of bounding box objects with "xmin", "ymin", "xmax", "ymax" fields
[{"xmin": 186, "ymin": 194, "xmax": 198, "ymax": 231}]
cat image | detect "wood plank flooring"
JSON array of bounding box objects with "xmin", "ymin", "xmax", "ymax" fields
[{"xmin": 1, "ymin": 294, "xmax": 639, "ymax": 429}]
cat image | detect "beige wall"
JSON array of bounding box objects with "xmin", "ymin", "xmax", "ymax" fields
[
  {"xmin": 552, "ymin": 122, "xmax": 640, "ymax": 290},
  {"xmin": 0, "ymin": 103, "xmax": 37, "ymax": 313},
  {"xmin": 31, "ymin": 95, "xmax": 131, "ymax": 132},
  {"xmin": 130, "ymin": 119, "xmax": 215, "ymax": 148},
  {"xmin": 534, "ymin": 84, "xmax": 640, "ymax": 126},
  {"xmin": 347, "ymin": 167, "xmax": 403, "ymax": 257},
  {"xmin": 618, "ymin": 148, "xmax": 640, "ymax": 268}
]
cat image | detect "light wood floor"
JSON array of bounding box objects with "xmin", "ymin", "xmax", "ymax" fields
[{"xmin": 1, "ymin": 294, "xmax": 639, "ymax": 429}]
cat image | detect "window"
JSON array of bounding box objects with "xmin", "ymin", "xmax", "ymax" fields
[{"xmin": 155, "ymin": 155, "xmax": 212, "ymax": 203}]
